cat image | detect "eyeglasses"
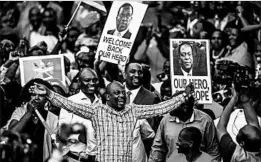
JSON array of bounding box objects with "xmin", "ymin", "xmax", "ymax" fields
[{"xmin": 82, "ymin": 78, "xmax": 98, "ymax": 83}]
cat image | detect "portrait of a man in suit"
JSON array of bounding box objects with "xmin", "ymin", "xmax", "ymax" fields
[
  {"xmin": 174, "ymin": 42, "xmax": 207, "ymax": 76},
  {"xmin": 107, "ymin": 3, "xmax": 133, "ymax": 39}
]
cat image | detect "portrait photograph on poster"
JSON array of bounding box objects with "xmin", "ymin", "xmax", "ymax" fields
[
  {"xmin": 170, "ymin": 39, "xmax": 212, "ymax": 104},
  {"xmin": 19, "ymin": 55, "xmax": 66, "ymax": 86},
  {"xmin": 96, "ymin": 1, "xmax": 148, "ymax": 65}
]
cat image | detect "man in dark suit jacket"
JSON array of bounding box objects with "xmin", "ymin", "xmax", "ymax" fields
[
  {"xmin": 174, "ymin": 42, "xmax": 207, "ymax": 76},
  {"xmin": 107, "ymin": 29, "xmax": 132, "ymax": 39},
  {"xmin": 124, "ymin": 62, "xmax": 161, "ymax": 156},
  {"xmin": 107, "ymin": 3, "xmax": 133, "ymax": 39}
]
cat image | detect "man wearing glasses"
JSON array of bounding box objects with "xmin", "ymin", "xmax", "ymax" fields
[{"xmin": 107, "ymin": 3, "xmax": 133, "ymax": 39}]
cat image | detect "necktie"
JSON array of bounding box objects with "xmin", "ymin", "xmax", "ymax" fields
[{"xmin": 126, "ymin": 91, "xmax": 132, "ymax": 104}]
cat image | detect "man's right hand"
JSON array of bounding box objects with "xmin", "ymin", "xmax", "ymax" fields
[
  {"xmin": 29, "ymin": 83, "xmax": 50, "ymax": 96},
  {"xmin": 185, "ymin": 83, "xmax": 194, "ymax": 96}
]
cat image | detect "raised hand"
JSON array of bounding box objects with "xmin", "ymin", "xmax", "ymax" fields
[
  {"xmin": 184, "ymin": 82, "xmax": 194, "ymax": 96},
  {"xmin": 29, "ymin": 83, "xmax": 50, "ymax": 96}
]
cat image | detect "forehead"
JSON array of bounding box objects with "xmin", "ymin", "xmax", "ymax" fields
[
  {"xmin": 80, "ymin": 69, "xmax": 97, "ymax": 79},
  {"xmin": 109, "ymin": 83, "xmax": 124, "ymax": 92},
  {"xmin": 119, "ymin": 6, "xmax": 132, "ymax": 14},
  {"xmin": 180, "ymin": 44, "xmax": 192, "ymax": 53},
  {"xmin": 127, "ymin": 63, "xmax": 142, "ymax": 71}
]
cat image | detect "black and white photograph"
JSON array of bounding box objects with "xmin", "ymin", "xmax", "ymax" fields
[{"xmin": 1, "ymin": 1, "xmax": 261, "ymax": 162}]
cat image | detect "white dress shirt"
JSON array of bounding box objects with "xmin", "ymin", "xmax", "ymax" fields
[
  {"xmin": 59, "ymin": 91, "xmax": 101, "ymax": 156},
  {"xmin": 113, "ymin": 28, "xmax": 128, "ymax": 38},
  {"xmin": 125, "ymin": 86, "xmax": 141, "ymax": 104},
  {"xmin": 181, "ymin": 68, "xmax": 192, "ymax": 76},
  {"xmin": 125, "ymin": 86, "xmax": 155, "ymax": 162}
]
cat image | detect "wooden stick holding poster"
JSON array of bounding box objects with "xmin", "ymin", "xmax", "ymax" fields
[
  {"xmin": 170, "ymin": 39, "xmax": 213, "ymax": 104},
  {"xmin": 19, "ymin": 55, "xmax": 66, "ymax": 86},
  {"xmin": 96, "ymin": 1, "xmax": 148, "ymax": 65}
]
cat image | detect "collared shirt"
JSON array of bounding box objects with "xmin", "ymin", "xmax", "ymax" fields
[
  {"xmin": 113, "ymin": 29, "xmax": 128, "ymax": 38},
  {"xmin": 149, "ymin": 109, "xmax": 220, "ymax": 162},
  {"xmin": 48, "ymin": 90, "xmax": 186, "ymax": 162},
  {"xmin": 59, "ymin": 91, "xmax": 100, "ymax": 156},
  {"xmin": 132, "ymin": 119, "xmax": 155, "ymax": 162},
  {"xmin": 125, "ymin": 86, "xmax": 141, "ymax": 104},
  {"xmin": 181, "ymin": 68, "xmax": 192, "ymax": 76}
]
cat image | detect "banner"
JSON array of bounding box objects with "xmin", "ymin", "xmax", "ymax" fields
[
  {"xmin": 96, "ymin": 1, "xmax": 148, "ymax": 65},
  {"xmin": 19, "ymin": 55, "xmax": 66, "ymax": 86},
  {"xmin": 170, "ymin": 39, "xmax": 212, "ymax": 104}
]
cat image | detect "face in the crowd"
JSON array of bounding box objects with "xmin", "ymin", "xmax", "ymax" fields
[
  {"xmin": 79, "ymin": 68, "xmax": 99, "ymax": 95},
  {"xmin": 29, "ymin": 7, "xmax": 41, "ymax": 29},
  {"xmin": 176, "ymin": 134, "xmax": 191, "ymax": 154},
  {"xmin": 216, "ymin": 1, "xmax": 228, "ymax": 17},
  {"xmin": 116, "ymin": 5, "xmax": 133, "ymax": 32},
  {"xmin": 125, "ymin": 63, "xmax": 143, "ymax": 90},
  {"xmin": 163, "ymin": 60, "xmax": 170, "ymax": 76},
  {"xmin": 43, "ymin": 10, "xmax": 55, "ymax": 26},
  {"xmin": 254, "ymin": 44, "xmax": 261, "ymax": 59},
  {"xmin": 179, "ymin": 44, "xmax": 193, "ymax": 72},
  {"xmin": 69, "ymin": 82, "xmax": 80, "ymax": 96},
  {"xmin": 106, "ymin": 82, "xmax": 126, "ymax": 111},
  {"xmin": 228, "ymin": 28, "xmax": 240, "ymax": 48},
  {"xmin": 1, "ymin": 41, "xmax": 14, "ymax": 59},
  {"xmin": 30, "ymin": 93, "xmax": 47, "ymax": 109},
  {"xmin": 192, "ymin": 22, "xmax": 203, "ymax": 38},
  {"xmin": 161, "ymin": 86, "xmax": 172, "ymax": 101},
  {"xmin": 76, "ymin": 52, "xmax": 95, "ymax": 70},
  {"xmin": 66, "ymin": 30, "xmax": 79, "ymax": 51},
  {"xmin": 30, "ymin": 49, "xmax": 44, "ymax": 56},
  {"xmin": 211, "ymin": 31, "xmax": 223, "ymax": 50}
]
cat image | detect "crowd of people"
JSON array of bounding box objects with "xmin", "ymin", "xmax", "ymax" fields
[{"xmin": 1, "ymin": 1, "xmax": 261, "ymax": 162}]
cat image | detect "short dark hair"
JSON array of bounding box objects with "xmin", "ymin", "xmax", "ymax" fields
[
  {"xmin": 180, "ymin": 127, "xmax": 202, "ymax": 149},
  {"xmin": 178, "ymin": 43, "xmax": 193, "ymax": 56},
  {"xmin": 117, "ymin": 3, "xmax": 133, "ymax": 16}
]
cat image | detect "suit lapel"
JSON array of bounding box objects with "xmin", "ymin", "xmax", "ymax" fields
[{"xmin": 133, "ymin": 87, "xmax": 145, "ymax": 104}]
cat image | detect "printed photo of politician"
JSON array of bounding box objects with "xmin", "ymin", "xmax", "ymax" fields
[
  {"xmin": 107, "ymin": 3, "xmax": 133, "ymax": 39},
  {"xmin": 173, "ymin": 41, "xmax": 208, "ymax": 76}
]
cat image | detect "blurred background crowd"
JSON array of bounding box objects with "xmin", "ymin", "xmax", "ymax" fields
[{"xmin": 0, "ymin": 1, "xmax": 261, "ymax": 162}]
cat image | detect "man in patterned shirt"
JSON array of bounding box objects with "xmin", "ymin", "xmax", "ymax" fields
[{"xmin": 30, "ymin": 81, "xmax": 194, "ymax": 162}]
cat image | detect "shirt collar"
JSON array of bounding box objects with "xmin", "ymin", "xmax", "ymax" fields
[
  {"xmin": 78, "ymin": 90, "xmax": 100, "ymax": 104},
  {"xmin": 169, "ymin": 109, "xmax": 197, "ymax": 123},
  {"xmin": 115, "ymin": 28, "xmax": 128, "ymax": 37},
  {"xmin": 181, "ymin": 68, "xmax": 192, "ymax": 76}
]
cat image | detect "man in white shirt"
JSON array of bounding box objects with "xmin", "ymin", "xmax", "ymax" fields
[{"xmin": 59, "ymin": 68, "xmax": 100, "ymax": 162}]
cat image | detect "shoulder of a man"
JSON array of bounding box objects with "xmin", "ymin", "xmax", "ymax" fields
[
  {"xmin": 220, "ymin": 133, "xmax": 236, "ymax": 162},
  {"xmin": 140, "ymin": 87, "xmax": 160, "ymax": 103}
]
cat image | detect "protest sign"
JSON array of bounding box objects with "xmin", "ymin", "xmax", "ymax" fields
[
  {"xmin": 19, "ymin": 55, "xmax": 66, "ymax": 86},
  {"xmin": 170, "ymin": 39, "xmax": 212, "ymax": 104},
  {"xmin": 96, "ymin": 1, "xmax": 148, "ymax": 65}
]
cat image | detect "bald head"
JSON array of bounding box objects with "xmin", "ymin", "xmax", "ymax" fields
[
  {"xmin": 79, "ymin": 68, "xmax": 97, "ymax": 80},
  {"xmin": 179, "ymin": 127, "xmax": 202, "ymax": 149},
  {"xmin": 237, "ymin": 125, "xmax": 261, "ymax": 152},
  {"xmin": 106, "ymin": 81, "xmax": 124, "ymax": 94}
]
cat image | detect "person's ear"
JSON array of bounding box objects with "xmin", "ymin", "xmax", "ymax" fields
[
  {"xmin": 129, "ymin": 16, "xmax": 133, "ymax": 21},
  {"xmin": 105, "ymin": 93, "xmax": 110, "ymax": 101}
]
